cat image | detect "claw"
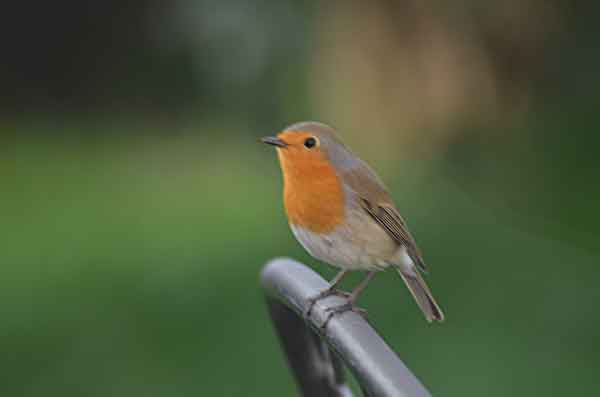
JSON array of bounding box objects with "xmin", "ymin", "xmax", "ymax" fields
[
  {"xmin": 332, "ymin": 290, "xmax": 351, "ymax": 299},
  {"xmin": 320, "ymin": 302, "xmax": 368, "ymax": 329},
  {"xmin": 303, "ymin": 288, "xmax": 350, "ymax": 319}
]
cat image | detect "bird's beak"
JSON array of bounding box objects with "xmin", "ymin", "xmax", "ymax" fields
[{"xmin": 261, "ymin": 136, "xmax": 288, "ymax": 148}]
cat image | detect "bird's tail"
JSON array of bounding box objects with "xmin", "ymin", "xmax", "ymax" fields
[{"xmin": 397, "ymin": 268, "xmax": 444, "ymax": 322}]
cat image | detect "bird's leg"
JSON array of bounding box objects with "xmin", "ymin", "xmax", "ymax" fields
[
  {"xmin": 322, "ymin": 271, "xmax": 377, "ymax": 328},
  {"xmin": 303, "ymin": 270, "xmax": 349, "ymax": 318}
]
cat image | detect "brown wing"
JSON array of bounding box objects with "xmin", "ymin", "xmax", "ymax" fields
[
  {"xmin": 341, "ymin": 162, "xmax": 428, "ymax": 273},
  {"xmin": 359, "ymin": 198, "xmax": 427, "ymax": 273}
]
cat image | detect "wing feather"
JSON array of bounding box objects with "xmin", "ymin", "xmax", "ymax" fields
[
  {"xmin": 341, "ymin": 160, "xmax": 429, "ymax": 273},
  {"xmin": 359, "ymin": 198, "xmax": 428, "ymax": 273}
]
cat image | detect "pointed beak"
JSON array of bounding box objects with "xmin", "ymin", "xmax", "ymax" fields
[{"xmin": 260, "ymin": 136, "xmax": 288, "ymax": 148}]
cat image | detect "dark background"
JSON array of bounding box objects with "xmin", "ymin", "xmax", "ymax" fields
[{"xmin": 2, "ymin": 1, "xmax": 599, "ymax": 395}]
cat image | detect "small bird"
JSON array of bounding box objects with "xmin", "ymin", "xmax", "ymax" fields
[{"xmin": 262, "ymin": 121, "xmax": 444, "ymax": 324}]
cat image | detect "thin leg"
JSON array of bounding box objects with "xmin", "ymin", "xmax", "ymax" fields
[
  {"xmin": 303, "ymin": 270, "xmax": 349, "ymax": 318},
  {"xmin": 347, "ymin": 271, "xmax": 376, "ymax": 302},
  {"xmin": 329, "ymin": 269, "xmax": 349, "ymax": 290},
  {"xmin": 322, "ymin": 271, "xmax": 377, "ymax": 328}
]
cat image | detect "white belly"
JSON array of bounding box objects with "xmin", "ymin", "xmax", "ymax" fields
[{"xmin": 289, "ymin": 208, "xmax": 403, "ymax": 271}]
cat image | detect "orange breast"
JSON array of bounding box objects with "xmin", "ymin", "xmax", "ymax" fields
[{"xmin": 280, "ymin": 154, "xmax": 345, "ymax": 234}]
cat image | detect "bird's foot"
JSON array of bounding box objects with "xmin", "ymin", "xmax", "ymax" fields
[
  {"xmin": 303, "ymin": 288, "xmax": 351, "ymax": 319},
  {"xmin": 321, "ymin": 302, "xmax": 368, "ymax": 329}
]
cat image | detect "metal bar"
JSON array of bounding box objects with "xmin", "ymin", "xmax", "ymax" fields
[
  {"xmin": 265, "ymin": 297, "xmax": 352, "ymax": 396},
  {"xmin": 261, "ymin": 257, "xmax": 432, "ymax": 397}
]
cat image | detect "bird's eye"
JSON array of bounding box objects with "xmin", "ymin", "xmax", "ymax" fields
[{"xmin": 304, "ymin": 137, "xmax": 317, "ymax": 149}]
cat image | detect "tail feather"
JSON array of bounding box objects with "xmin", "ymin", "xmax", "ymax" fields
[{"xmin": 397, "ymin": 268, "xmax": 444, "ymax": 322}]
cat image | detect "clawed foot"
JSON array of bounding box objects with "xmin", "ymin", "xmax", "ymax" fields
[
  {"xmin": 321, "ymin": 302, "xmax": 368, "ymax": 329},
  {"xmin": 303, "ymin": 288, "xmax": 351, "ymax": 318}
]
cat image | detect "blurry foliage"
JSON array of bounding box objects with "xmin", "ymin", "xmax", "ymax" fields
[
  {"xmin": 1, "ymin": 1, "xmax": 600, "ymax": 396},
  {"xmin": 1, "ymin": 0, "xmax": 314, "ymax": 131}
]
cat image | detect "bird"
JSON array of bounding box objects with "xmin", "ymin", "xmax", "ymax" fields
[{"xmin": 261, "ymin": 121, "xmax": 444, "ymax": 325}]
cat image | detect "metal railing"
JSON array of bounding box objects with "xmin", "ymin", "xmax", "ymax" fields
[{"xmin": 261, "ymin": 257, "xmax": 432, "ymax": 397}]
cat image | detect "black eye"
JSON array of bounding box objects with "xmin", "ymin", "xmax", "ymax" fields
[{"xmin": 304, "ymin": 137, "xmax": 317, "ymax": 149}]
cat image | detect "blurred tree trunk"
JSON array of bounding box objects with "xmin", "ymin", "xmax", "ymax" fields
[{"xmin": 310, "ymin": 0, "xmax": 564, "ymax": 158}]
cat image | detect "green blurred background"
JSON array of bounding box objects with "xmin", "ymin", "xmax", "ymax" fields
[{"xmin": 2, "ymin": 1, "xmax": 600, "ymax": 395}]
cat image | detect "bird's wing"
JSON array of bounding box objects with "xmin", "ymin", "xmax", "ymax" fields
[
  {"xmin": 359, "ymin": 198, "xmax": 427, "ymax": 273},
  {"xmin": 342, "ymin": 162, "xmax": 428, "ymax": 273}
]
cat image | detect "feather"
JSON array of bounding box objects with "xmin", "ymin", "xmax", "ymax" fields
[{"xmin": 341, "ymin": 161, "xmax": 428, "ymax": 273}]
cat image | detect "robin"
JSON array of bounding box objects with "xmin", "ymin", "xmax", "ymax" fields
[{"xmin": 261, "ymin": 121, "xmax": 444, "ymax": 325}]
